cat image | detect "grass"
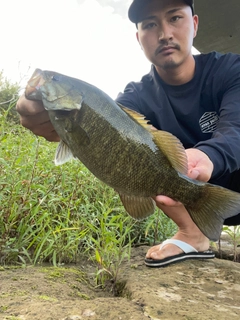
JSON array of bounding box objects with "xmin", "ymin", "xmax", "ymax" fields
[
  {"xmin": 1, "ymin": 101, "xmax": 240, "ymax": 292},
  {"xmin": 0, "ymin": 104, "xmax": 177, "ymax": 289}
]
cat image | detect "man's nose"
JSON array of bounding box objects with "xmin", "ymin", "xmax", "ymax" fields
[{"xmin": 158, "ymin": 24, "xmax": 173, "ymax": 42}]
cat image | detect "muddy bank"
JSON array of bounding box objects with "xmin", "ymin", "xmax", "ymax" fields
[{"xmin": 0, "ymin": 241, "xmax": 240, "ymax": 320}]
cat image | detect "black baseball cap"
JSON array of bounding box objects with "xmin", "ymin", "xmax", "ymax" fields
[{"xmin": 128, "ymin": 0, "xmax": 194, "ymax": 23}]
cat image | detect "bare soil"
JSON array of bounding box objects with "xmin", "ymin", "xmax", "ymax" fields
[{"xmin": 0, "ymin": 237, "xmax": 240, "ymax": 320}]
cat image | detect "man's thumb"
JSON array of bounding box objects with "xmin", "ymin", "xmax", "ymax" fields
[{"xmin": 188, "ymin": 169, "xmax": 200, "ymax": 180}]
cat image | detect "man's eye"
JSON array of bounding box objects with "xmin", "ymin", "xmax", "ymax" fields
[
  {"xmin": 171, "ymin": 16, "xmax": 181, "ymax": 22},
  {"xmin": 144, "ymin": 22, "xmax": 156, "ymax": 29}
]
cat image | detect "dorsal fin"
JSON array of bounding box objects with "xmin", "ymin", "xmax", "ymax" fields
[
  {"xmin": 152, "ymin": 130, "xmax": 188, "ymax": 175},
  {"xmin": 118, "ymin": 104, "xmax": 154, "ymax": 131},
  {"xmin": 117, "ymin": 103, "xmax": 188, "ymax": 174}
]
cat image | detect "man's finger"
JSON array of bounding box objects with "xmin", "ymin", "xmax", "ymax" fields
[
  {"xmin": 154, "ymin": 195, "xmax": 182, "ymax": 207},
  {"xmin": 16, "ymin": 95, "xmax": 44, "ymax": 116},
  {"xmin": 188, "ymin": 169, "xmax": 200, "ymax": 180}
]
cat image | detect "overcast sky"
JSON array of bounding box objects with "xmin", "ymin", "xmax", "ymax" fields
[{"xmin": 0, "ymin": 0, "xmax": 198, "ymax": 99}]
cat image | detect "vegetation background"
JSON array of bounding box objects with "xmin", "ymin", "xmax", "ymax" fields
[
  {"xmin": 0, "ymin": 71, "xmax": 239, "ymax": 290},
  {"xmin": 0, "ymin": 71, "xmax": 177, "ymax": 288}
]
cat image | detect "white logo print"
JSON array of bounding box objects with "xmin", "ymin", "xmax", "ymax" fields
[{"xmin": 199, "ymin": 112, "xmax": 219, "ymax": 133}]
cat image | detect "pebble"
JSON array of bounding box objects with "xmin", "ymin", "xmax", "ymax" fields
[{"xmin": 82, "ymin": 309, "xmax": 96, "ymax": 316}]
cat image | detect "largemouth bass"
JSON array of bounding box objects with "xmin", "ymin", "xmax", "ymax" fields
[{"xmin": 25, "ymin": 68, "xmax": 240, "ymax": 241}]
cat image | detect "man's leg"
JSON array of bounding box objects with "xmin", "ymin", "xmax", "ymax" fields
[
  {"xmin": 146, "ymin": 169, "xmax": 240, "ymax": 261},
  {"xmin": 224, "ymin": 169, "xmax": 240, "ymax": 226},
  {"xmin": 225, "ymin": 214, "xmax": 240, "ymax": 225},
  {"xmin": 146, "ymin": 196, "xmax": 210, "ymax": 260}
]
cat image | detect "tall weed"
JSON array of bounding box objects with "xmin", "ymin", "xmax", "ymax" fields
[{"xmin": 0, "ymin": 108, "xmax": 176, "ymax": 282}]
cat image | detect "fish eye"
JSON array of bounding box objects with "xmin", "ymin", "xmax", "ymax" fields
[{"xmin": 51, "ymin": 75, "xmax": 61, "ymax": 81}]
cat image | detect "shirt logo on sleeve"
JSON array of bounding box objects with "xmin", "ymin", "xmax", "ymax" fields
[{"xmin": 199, "ymin": 112, "xmax": 219, "ymax": 133}]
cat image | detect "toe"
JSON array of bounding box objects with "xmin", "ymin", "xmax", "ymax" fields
[{"xmin": 146, "ymin": 243, "xmax": 183, "ymax": 260}]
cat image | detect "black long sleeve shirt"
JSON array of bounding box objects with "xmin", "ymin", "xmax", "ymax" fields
[{"xmin": 116, "ymin": 51, "xmax": 240, "ymax": 188}]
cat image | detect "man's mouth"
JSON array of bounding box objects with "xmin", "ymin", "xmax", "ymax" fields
[
  {"xmin": 160, "ymin": 46, "xmax": 175, "ymax": 52},
  {"xmin": 155, "ymin": 44, "xmax": 180, "ymax": 56}
]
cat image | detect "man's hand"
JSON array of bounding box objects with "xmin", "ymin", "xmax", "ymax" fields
[
  {"xmin": 16, "ymin": 95, "xmax": 60, "ymax": 142},
  {"xmin": 186, "ymin": 148, "xmax": 213, "ymax": 182},
  {"xmin": 154, "ymin": 148, "xmax": 214, "ymax": 208}
]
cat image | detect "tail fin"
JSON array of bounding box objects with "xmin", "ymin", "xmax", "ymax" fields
[{"xmin": 186, "ymin": 184, "xmax": 240, "ymax": 241}]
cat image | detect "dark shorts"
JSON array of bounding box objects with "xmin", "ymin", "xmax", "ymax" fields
[{"xmin": 223, "ymin": 170, "xmax": 240, "ymax": 226}]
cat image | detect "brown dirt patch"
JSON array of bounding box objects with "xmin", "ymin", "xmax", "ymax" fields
[{"xmin": 1, "ymin": 243, "xmax": 240, "ymax": 320}]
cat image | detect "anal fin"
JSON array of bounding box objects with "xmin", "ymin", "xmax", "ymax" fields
[{"xmin": 118, "ymin": 193, "xmax": 156, "ymax": 219}]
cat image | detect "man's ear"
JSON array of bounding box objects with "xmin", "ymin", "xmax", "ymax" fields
[
  {"xmin": 193, "ymin": 15, "xmax": 199, "ymax": 38},
  {"xmin": 136, "ymin": 31, "xmax": 139, "ymax": 42},
  {"xmin": 136, "ymin": 32, "xmax": 143, "ymax": 50}
]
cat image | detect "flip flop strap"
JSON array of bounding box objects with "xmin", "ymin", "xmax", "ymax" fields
[{"xmin": 160, "ymin": 239, "xmax": 198, "ymax": 253}]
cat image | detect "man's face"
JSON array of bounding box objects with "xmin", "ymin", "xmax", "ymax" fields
[{"xmin": 136, "ymin": 0, "xmax": 198, "ymax": 71}]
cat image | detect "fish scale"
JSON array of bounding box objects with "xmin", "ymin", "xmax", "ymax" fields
[{"xmin": 25, "ymin": 68, "xmax": 240, "ymax": 241}]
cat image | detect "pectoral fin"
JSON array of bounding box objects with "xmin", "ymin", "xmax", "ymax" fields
[
  {"xmin": 118, "ymin": 193, "xmax": 156, "ymax": 219},
  {"xmin": 54, "ymin": 140, "xmax": 75, "ymax": 165}
]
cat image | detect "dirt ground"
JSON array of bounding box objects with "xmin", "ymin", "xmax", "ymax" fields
[{"xmin": 0, "ymin": 236, "xmax": 240, "ymax": 320}]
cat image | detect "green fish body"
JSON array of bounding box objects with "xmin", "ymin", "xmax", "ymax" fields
[{"xmin": 25, "ymin": 69, "xmax": 240, "ymax": 241}]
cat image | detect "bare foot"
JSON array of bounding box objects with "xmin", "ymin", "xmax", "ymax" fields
[
  {"xmin": 148, "ymin": 194, "xmax": 211, "ymax": 261},
  {"xmin": 145, "ymin": 229, "xmax": 210, "ymax": 260}
]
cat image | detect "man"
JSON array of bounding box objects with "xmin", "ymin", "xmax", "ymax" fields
[{"xmin": 16, "ymin": 0, "xmax": 240, "ymax": 267}]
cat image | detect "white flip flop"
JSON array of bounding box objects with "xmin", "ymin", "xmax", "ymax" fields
[{"xmin": 145, "ymin": 239, "xmax": 215, "ymax": 268}]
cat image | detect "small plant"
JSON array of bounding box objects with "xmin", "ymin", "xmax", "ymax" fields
[
  {"xmin": 222, "ymin": 225, "xmax": 240, "ymax": 262},
  {"xmin": 82, "ymin": 204, "xmax": 134, "ymax": 295},
  {"xmin": 0, "ymin": 70, "xmax": 20, "ymax": 123},
  {"xmin": 144, "ymin": 208, "xmax": 177, "ymax": 245}
]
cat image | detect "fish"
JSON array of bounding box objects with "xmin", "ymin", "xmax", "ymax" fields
[{"xmin": 25, "ymin": 68, "xmax": 240, "ymax": 241}]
